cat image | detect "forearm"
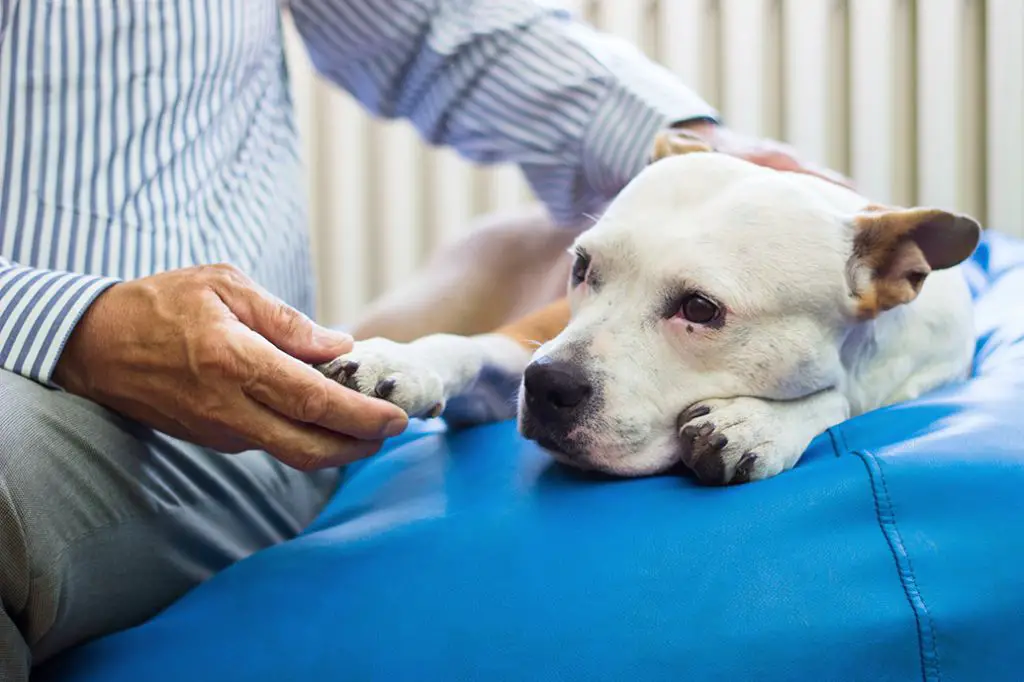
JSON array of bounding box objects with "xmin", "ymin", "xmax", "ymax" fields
[
  {"xmin": 288, "ymin": 0, "xmax": 718, "ymax": 224},
  {"xmin": 0, "ymin": 257, "xmax": 120, "ymax": 385}
]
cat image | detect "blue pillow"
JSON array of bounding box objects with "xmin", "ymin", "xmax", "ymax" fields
[{"xmin": 38, "ymin": 232, "xmax": 1024, "ymax": 682}]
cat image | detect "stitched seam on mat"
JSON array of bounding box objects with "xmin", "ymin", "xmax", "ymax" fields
[
  {"xmin": 855, "ymin": 449, "xmax": 942, "ymax": 682},
  {"xmin": 823, "ymin": 425, "xmax": 847, "ymax": 456},
  {"xmin": 838, "ymin": 427, "xmax": 852, "ymax": 454}
]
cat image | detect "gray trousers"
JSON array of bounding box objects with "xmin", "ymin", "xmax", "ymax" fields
[{"xmin": 0, "ymin": 369, "xmax": 341, "ymax": 680}]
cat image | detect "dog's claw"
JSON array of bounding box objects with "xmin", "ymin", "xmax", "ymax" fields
[
  {"xmin": 317, "ymin": 358, "xmax": 360, "ymax": 384},
  {"xmin": 375, "ymin": 377, "xmax": 397, "ymax": 399},
  {"xmin": 679, "ymin": 419, "xmax": 731, "ymax": 485},
  {"xmin": 732, "ymin": 452, "xmax": 758, "ymax": 484},
  {"xmin": 677, "ymin": 404, "xmax": 711, "ymax": 430}
]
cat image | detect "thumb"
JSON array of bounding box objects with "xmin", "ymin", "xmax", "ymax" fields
[{"xmin": 216, "ymin": 278, "xmax": 353, "ymax": 363}]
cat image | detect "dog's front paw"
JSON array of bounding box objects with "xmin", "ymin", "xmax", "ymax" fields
[
  {"xmin": 317, "ymin": 338, "xmax": 446, "ymax": 419},
  {"xmin": 676, "ymin": 397, "xmax": 798, "ymax": 486}
]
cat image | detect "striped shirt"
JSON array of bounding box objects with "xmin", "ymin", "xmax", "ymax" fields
[{"xmin": 0, "ymin": 0, "xmax": 716, "ymax": 387}]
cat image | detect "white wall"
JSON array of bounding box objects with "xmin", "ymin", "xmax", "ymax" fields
[{"xmin": 283, "ymin": 0, "xmax": 1024, "ymax": 327}]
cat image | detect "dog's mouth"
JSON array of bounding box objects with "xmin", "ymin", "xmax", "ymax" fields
[
  {"xmin": 518, "ymin": 411, "xmax": 675, "ymax": 477},
  {"xmin": 519, "ymin": 417, "xmax": 590, "ymax": 461}
]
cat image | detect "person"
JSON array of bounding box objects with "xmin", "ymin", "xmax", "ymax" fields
[{"xmin": 0, "ymin": 0, "xmax": 848, "ymax": 678}]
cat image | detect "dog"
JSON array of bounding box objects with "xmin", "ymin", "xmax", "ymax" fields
[{"xmin": 317, "ymin": 131, "xmax": 981, "ymax": 486}]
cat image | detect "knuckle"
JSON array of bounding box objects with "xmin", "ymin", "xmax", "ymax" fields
[
  {"xmin": 295, "ymin": 383, "xmax": 330, "ymax": 424},
  {"xmin": 191, "ymin": 396, "xmax": 237, "ymax": 430},
  {"xmin": 208, "ymin": 262, "xmax": 242, "ymax": 277},
  {"xmin": 269, "ymin": 300, "xmax": 309, "ymax": 340},
  {"xmin": 202, "ymin": 262, "xmax": 249, "ymax": 288},
  {"xmin": 289, "ymin": 453, "xmax": 322, "ymax": 472},
  {"xmin": 266, "ymin": 433, "xmax": 319, "ymax": 470},
  {"xmin": 276, "ymin": 445, "xmax": 320, "ymax": 471},
  {"xmin": 190, "ymin": 332, "xmax": 239, "ymax": 376}
]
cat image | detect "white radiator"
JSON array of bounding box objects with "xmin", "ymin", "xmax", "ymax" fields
[{"xmin": 282, "ymin": 0, "xmax": 1024, "ymax": 327}]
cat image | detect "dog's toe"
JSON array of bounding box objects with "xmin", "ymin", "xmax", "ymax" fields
[
  {"xmin": 678, "ymin": 419, "xmax": 732, "ymax": 485},
  {"xmin": 676, "ymin": 397, "xmax": 798, "ymax": 485},
  {"xmin": 316, "ymin": 339, "xmax": 447, "ymax": 419},
  {"xmin": 375, "ymin": 377, "xmax": 397, "ymax": 399},
  {"xmin": 677, "ymin": 404, "xmax": 711, "ymax": 430},
  {"xmin": 731, "ymin": 451, "xmax": 759, "ymax": 484}
]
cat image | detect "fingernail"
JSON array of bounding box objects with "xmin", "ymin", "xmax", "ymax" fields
[
  {"xmin": 313, "ymin": 326, "xmax": 353, "ymax": 350},
  {"xmin": 383, "ymin": 417, "xmax": 407, "ymax": 438}
]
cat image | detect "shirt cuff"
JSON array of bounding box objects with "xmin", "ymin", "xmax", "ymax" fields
[{"xmin": 0, "ymin": 264, "xmax": 120, "ymax": 386}]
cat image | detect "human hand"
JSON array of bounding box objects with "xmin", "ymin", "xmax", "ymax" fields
[
  {"xmin": 671, "ymin": 119, "xmax": 855, "ymax": 189},
  {"xmin": 52, "ymin": 264, "xmax": 409, "ymax": 471}
]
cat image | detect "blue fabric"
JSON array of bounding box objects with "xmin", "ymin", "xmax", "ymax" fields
[{"xmin": 38, "ymin": 231, "xmax": 1024, "ymax": 682}]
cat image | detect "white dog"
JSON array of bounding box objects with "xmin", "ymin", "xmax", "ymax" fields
[{"xmin": 318, "ymin": 133, "xmax": 980, "ymax": 486}]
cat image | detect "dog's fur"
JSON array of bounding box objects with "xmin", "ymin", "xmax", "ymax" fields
[{"xmin": 319, "ymin": 132, "xmax": 980, "ymax": 486}]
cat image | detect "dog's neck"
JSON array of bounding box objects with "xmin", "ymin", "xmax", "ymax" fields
[{"xmin": 838, "ymin": 266, "xmax": 974, "ymax": 415}]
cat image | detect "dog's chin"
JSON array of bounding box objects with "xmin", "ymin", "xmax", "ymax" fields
[{"xmin": 517, "ymin": 415, "xmax": 677, "ymax": 478}]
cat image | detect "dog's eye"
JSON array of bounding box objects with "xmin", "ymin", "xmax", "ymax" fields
[
  {"xmin": 571, "ymin": 250, "xmax": 590, "ymax": 287},
  {"xmin": 679, "ymin": 294, "xmax": 720, "ymax": 324}
]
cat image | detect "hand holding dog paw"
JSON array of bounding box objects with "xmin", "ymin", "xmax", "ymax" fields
[
  {"xmin": 53, "ymin": 264, "xmax": 408, "ymax": 471},
  {"xmin": 317, "ymin": 338, "xmax": 448, "ymax": 420}
]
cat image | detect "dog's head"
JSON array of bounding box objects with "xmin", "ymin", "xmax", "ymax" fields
[{"xmin": 517, "ymin": 133, "xmax": 980, "ymax": 476}]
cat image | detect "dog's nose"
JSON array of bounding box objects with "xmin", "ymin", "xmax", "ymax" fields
[{"xmin": 523, "ymin": 357, "xmax": 592, "ymax": 420}]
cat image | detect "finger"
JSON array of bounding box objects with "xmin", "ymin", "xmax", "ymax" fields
[
  {"xmin": 209, "ymin": 265, "xmax": 353, "ymax": 363},
  {"xmin": 743, "ymin": 150, "xmax": 856, "ymax": 189},
  {"xmin": 742, "ymin": 149, "xmax": 803, "ymax": 172},
  {"xmin": 225, "ymin": 396, "xmax": 386, "ymax": 470},
  {"xmin": 237, "ymin": 329, "xmax": 409, "ymax": 440},
  {"xmin": 799, "ymin": 163, "xmax": 857, "ymax": 190}
]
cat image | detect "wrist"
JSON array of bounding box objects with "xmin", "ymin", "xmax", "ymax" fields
[{"xmin": 52, "ymin": 284, "xmax": 121, "ymax": 394}]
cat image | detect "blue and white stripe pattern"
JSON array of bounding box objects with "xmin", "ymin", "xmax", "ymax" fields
[{"xmin": 0, "ymin": 0, "xmax": 716, "ymax": 386}]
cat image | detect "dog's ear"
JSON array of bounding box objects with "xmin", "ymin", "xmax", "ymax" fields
[
  {"xmin": 848, "ymin": 206, "xmax": 981, "ymax": 318},
  {"xmin": 649, "ymin": 129, "xmax": 713, "ymax": 162}
]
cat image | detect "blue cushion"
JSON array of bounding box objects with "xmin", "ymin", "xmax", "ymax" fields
[{"xmin": 38, "ymin": 231, "xmax": 1024, "ymax": 682}]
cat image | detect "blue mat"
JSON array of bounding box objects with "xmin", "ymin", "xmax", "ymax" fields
[{"xmin": 38, "ymin": 231, "xmax": 1024, "ymax": 682}]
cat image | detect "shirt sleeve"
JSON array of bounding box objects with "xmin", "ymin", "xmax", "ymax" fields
[
  {"xmin": 0, "ymin": 257, "xmax": 120, "ymax": 386},
  {"xmin": 0, "ymin": 0, "xmax": 13, "ymax": 40},
  {"xmin": 2, "ymin": 2, "xmax": 117, "ymax": 386},
  {"xmin": 287, "ymin": 0, "xmax": 719, "ymax": 224}
]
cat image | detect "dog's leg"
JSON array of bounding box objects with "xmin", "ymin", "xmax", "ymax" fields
[
  {"xmin": 319, "ymin": 299, "xmax": 571, "ymax": 425},
  {"xmin": 675, "ymin": 389, "xmax": 850, "ymax": 486},
  {"xmin": 352, "ymin": 206, "xmax": 582, "ymax": 342}
]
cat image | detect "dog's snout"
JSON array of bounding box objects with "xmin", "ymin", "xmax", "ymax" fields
[{"xmin": 523, "ymin": 357, "xmax": 592, "ymax": 420}]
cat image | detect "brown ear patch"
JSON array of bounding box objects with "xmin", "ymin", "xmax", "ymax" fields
[
  {"xmin": 851, "ymin": 208, "xmax": 981, "ymax": 319},
  {"xmin": 649, "ymin": 129, "xmax": 714, "ymax": 163}
]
